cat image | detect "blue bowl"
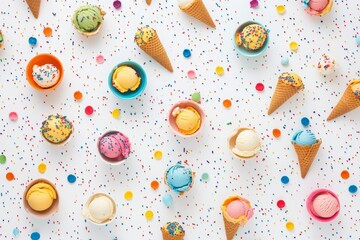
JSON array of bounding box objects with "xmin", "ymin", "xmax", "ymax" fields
[
  {"xmin": 108, "ymin": 61, "xmax": 147, "ymax": 100},
  {"xmin": 233, "ymin": 21, "xmax": 269, "ymax": 57}
]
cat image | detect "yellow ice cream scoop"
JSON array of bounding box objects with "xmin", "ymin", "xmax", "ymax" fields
[
  {"xmin": 172, "ymin": 107, "xmax": 201, "ymax": 135},
  {"xmin": 134, "ymin": 27, "xmax": 156, "ymax": 47},
  {"xmin": 26, "ymin": 182, "xmax": 57, "ymax": 211},
  {"xmin": 279, "ymin": 72, "xmax": 303, "ymax": 88},
  {"xmin": 40, "ymin": 114, "xmax": 73, "ymax": 144},
  {"xmin": 112, "ymin": 66, "xmax": 141, "ymax": 93}
]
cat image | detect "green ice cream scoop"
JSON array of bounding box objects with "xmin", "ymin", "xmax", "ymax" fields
[{"xmin": 72, "ymin": 5, "xmax": 103, "ymax": 33}]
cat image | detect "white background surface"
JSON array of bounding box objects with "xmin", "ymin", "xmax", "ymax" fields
[{"xmin": 0, "ymin": 0, "xmax": 359, "ymax": 239}]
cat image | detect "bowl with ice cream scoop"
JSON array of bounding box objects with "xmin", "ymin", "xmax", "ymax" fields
[
  {"xmin": 82, "ymin": 193, "xmax": 116, "ymax": 225},
  {"xmin": 228, "ymin": 127, "xmax": 261, "ymax": 159},
  {"xmin": 26, "ymin": 53, "xmax": 64, "ymax": 91},
  {"xmin": 23, "ymin": 178, "xmax": 59, "ymax": 218},
  {"xmin": 306, "ymin": 189, "xmax": 340, "ymax": 222},
  {"xmin": 97, "ymin": 130, "xmax": 131, "ymax": 165},
  {"xmin": 108, "ymin": 61, "xmax": 147, "ymax": 100}
]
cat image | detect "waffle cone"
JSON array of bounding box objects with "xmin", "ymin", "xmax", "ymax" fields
[
  {"xmin": 318, "ymin": 0, "xmax": 333, "ymax": 16},
  {"xmin": 26, "ymin": 0, "xmax": 41, "ymax": 19},
  {"xmin": 293, "ymin": 140, "xmax": 322, "ymax": 178},
  {"xmin": 268, "ymin": 79, "xmax": 299, "ymax": 115},
  {"xmin": 181, "ymin": 0, "xmax": 216, "ymax": 28},
  {"xmin": 327, "ymin": 85, "xmax": 360, "ymax": 121},
  {"xmin": 161, "ymin": 228, "xmax": 185, "ymax": 240},
  {"xmin": 222, "ymin": 215, "xmax": 240, "ymax": 240},
  {"xmin": 139, "ymin": 31, "xmax": 173, "ymax": 72}
]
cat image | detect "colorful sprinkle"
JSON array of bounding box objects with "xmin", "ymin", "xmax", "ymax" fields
[
  {"xmin": 96, "ymin": 55, "xmax": 104, "ymax": 64},
  {"xmin": 183, "ymin": 49, "xmax": 191, "ymax": 58},
  {"xmin": 67, "ymin": 174, "xmax": 76, "ymax": 183},
  {"xmin": 145, "ymin": 210, "xmax": 154, "ymax": 220},
  {"xmin": 13, "ymin": 228, "xmax": 20, "ymax": 236},
  {"xmin": 151, "ymin": 180, "xmax": 159, "ymax": 190},
  {"xmin": 281, "ymin": 176, "xmax": 289, "ymax": 184},
  {"xmin": 6, "ymin": 172, "xmax": 14, "ymax": 181},
  {"xmin": 28, "ymin": 37, "xmax": 37, "ymax": 46},
  {"xmin": 255, "ymin": 83, "xmax": 264, "ymax": 91},
  {"xmin": 85, "ymin": 106, "xmax": 94, "ymax": 115},
  {"xmin": 43, "ymin": 27, "xmax": 52, "ymax": 37},
  {"xmin": 277, "ymin": 200, "xmax": 285, "ymax": 208},
  {"xmin": 273, "ymin": 129, "xmax": 281, "ymax": 138},
  {"xmin": 223, "ymin": 99, "xmax": 232, "ymax": 108},
  {"xmin": 276, "ymin": 5, "xmax": 286, "ymax": 14},
  {"xmin": 38, "ymin": 163, "xmax": 46, "ymax": 173},
  {"xmin": 289, "ymin": 41, "xmax": 298, "ymax": 51},
  {"xmin": 113, "ymin": 0, "xmax": 122, "ymax": 9},
  {"xmin": 30, "ymin": 232, "xmax": 40, "ymax": 240},
  {"xmin": 154, "ymin": 150, "xmax": 162, "ymax": 160},
  {"xmin": 0, "ymin": 154, "xmax": 6, "ymax": 164},
  {"xmin": 250, "ymin": 0, "xmax": 259, "ymax": 8},
  {"xmin": 349, "ymin": 185, "xmax": 358, "ymax": 194},
  {"xmin": 187, "ymin": 70, "xmax": 196, "ymax": 79},
  {"xmin": 162, "ymin": 193, "xmax": 173, "ymax": 207},
  {"xmin": 215, "ymin": 66, "xmax": 224, "ymax": 76},
  {"xmin": 281, "ymin": 57, "xmax": 289, "ymax": 66},
  {"xmin": 301, "ymin": 117, "xmax": 310, "ymax": 127},
  {"xmin": 9, "ymin": 112, "xmax": 18, "ymax": 121},
  {"xmin": 124, "ymin": 191, "xmax": 133, "ymax": 200},
  {"xmin": 201, "ymin": 173, "xmax": 209, "ymax": 181},
  {"xmin": 341, "ymin": 170, "xmax": 350, "ymax": 179},
  {"xmin": 191, "ymin": 92, "xmax": 201, "ymax": 103},
  {"xmin": 356, "ymin": 36, "xmax": 360, "ymax": 45},
  {"xmin": 74, "ymin": 91, "xmax": 83, "ymax": 100},
  {"xmin": 286, "ymin": 222, "xmax": 294, "ymax": 231}
]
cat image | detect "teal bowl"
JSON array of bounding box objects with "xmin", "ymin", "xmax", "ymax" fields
[
  {"xmin": 108, "ymin": 61, "xmax": 147, "ymax": 100},
  {"xmin": 233, "ymin": 21, "xmax": 269, "ymax": 57}
]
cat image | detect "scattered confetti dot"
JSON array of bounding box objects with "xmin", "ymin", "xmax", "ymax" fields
[
  {"xmin": 162, "ymin": 193, "xmax": 173, "ymax": 207},
  {"xmin": 286, "ymin": 222, "xmax": 294, "ymax": 231},
  {"xmin": 113, "ymin": 0, "xmax": 122, "ymax": 9},
  {"xmin": 6, "ymin": 172, "xmax": 14, "ymax": 181},
  {"xmin": 183, "ymin": 49, "xmax": 191, "ymax": 58},
  {"xmin": 273, "ymin": 129, "xmax": 281, "ymax": 138},
  {"xmin": 154, "ymin": 150, "xmax": 162, "ymax": 160},
  {"xmin": 223, "ymin": 99, "xmax": 232, "ymax": 108},
  {"xmin": 276, "ymin": 5, "xmax": 286, "ymax": 14},
  {"xmin": 349, "ymin": 185, "xmax": 358, "ymax": 194},
  {"xmin": 38, "ymin": 163, "xmax": 46, "ymax": 173},
  {"xmin": 67, "ymin": 174, "xmax": 76, "ymax": 183},
  {"xmin": 341, "ymin": 170, "xmax": 350, "ymax": 179},
  {"xmin": 85, "ymin": 106, "xmax": 94, "ymax": 115},
  {"xmin": 191, "ymin": 92, "xmax": 201, "ymax": 102},
  {"xmin": 187, "ymin": 70, "xmax": 196, "ymax": 79},
  {"xmin": 96, "ymin": 55, "xmax": 104, "ymax": 64},
  {"xmin": 28, "ymin": 37, "xmax": 37, "ymax": 46},
  {"xmin": 301, "ymin": 117, "xmax": 310, "ymax": 127},
  {"xmin": 30, "ymin": 232, "xmax": 40, "ymax": 240},
  {"xmin": 0, "ymin": 154, "xmax": 6, "ymax": 164},
  {"xmin": 281, "ymin": 57, "xmax": 289, "ymax": 66},
  {"xmin": 43, "ymin": 27, "xmax": 52, "ymax": 37},
  {"xmin": 74, "ymin": 91, "xmax": 83, "ymax": 100},
  {"xmin": 9, "ymin": 112, "xmax": 18, "ymax": 121},
  {"xmin": 289, "ymin": 41, "xmax": 298, "ymax": 51},
  {"xmin": 356, "ymin": 36, "xmax": 360, "ymax": 45},
  {"xmin": 255, "ymin": 83, "xmax": 264, "ymax": 91},
  {"xmin": 250, "ymin": 0, "xmax": 258, "ymax": 8},
  {"xmin": 281, "ymin": 176, "xmax": 289, "ymax": 184},
  {"xmin": 112, "ymin": 108, "xmax": 121, "ymax": 119},
  {"xmin": 13, "ymin": 228, "xmax": 20, "ymax": 236},
  {"xmin": 215, "ymin": 66, "xmax": 224, "ymax": 75},
  {"xmin": 201, "ymin": 173, "xmax": 209, "ymax": 181},
  {"xmin": 151, "ymin": 180, "xmax": 159, "ymax": 190},
  {"xmin": 124, "ymin": 191, "xmax": 133, "ymax": 200},
  {"xmin": 277, "ymin": 200, "xmax": 285, "ymax": 208},
  {"xmin": 145, "ymin": 210, "xmax": 154, "ymax": 220}
]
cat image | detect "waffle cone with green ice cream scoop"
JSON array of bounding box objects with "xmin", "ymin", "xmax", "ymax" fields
[{"xmin": 72, "ymin": 5, "xmax": 106, "ymax": 36}]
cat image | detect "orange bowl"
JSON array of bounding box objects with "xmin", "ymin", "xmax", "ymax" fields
[{"xmin": 26, "ymin": 54, "xmax": 64, "ymax": 91}]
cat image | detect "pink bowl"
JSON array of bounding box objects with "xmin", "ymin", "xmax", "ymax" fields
[
  {"xmin": 168, "ymin": 100, "xmax": 205, "ymax": 138},
  {"xmin": 306, "ymin": 189, "xmax": 340, "ymax": 222}
]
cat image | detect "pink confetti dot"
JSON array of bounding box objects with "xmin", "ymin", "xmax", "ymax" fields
[
  {"xmin": 85, "ymin": 106, "xmax": 94, "ymax": 115},
  {"xmin": 250, "ymin": 0, "xmax": 259, "ymax": 8},
  {"xmin": 255, "ymin": 83, "xmax": 264, "ymax": 91},
  {"xmin": 96, "ymin": 55, "xmax": 104, "ymax": 64},
  {"xmin": 277, "ymin": 200, "xmax": 285, "ymax": 208},
  {"xmin": 187, "ymin": 70, "xmax": 196, "ymax": 79},
  {"xmin": 9, "ymin": 112, "xmax": 18, "ymax": 121},
  {"xmin": 113, "ymin": 0, "xmax": 121, "ymax": 9}
]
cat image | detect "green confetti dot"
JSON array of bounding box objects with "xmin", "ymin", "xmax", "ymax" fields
[
  {"xmin": 191, "ymin": 92, "xmax": 201, "ymax": 102},
  {"xmin": 201, "ymin": 173, "xmax": 209, "ymax": 181},
  {"xmin": 0, "ymin": 155, "xmax": 6, "ymax": 164}
]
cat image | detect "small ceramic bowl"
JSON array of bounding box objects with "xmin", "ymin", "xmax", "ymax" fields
[
  {"xmin": 228, "ymin": 127, "xmax": 261, "ymax": 159},
  {"xmin": 233, "ymin": 21, "xmax": 269, "ymax": 57},
  {"xmin": 82, "ymin": 193, "xmax": 116, "ymax": 225},
  {"xmin": 26, "ymin": 54, "xmax": 64, "ymax": 91},
  {"xmin": 97, "ymin": 130, "xmax": 131, "ymax": 165},
  {"xmin": 23, "ymin": 178, "xmax": 59, "ymax": 218},
  {"xmin": 168, "ymin": 100, "xmax": 205, "ymax": 138},
  {"xmin": 108, "ymin": 61, "xmax": 147, "ymax": 100},
  {"xmin": 306, "ymin": 189, "xmax": 340, "ymax": 222}
]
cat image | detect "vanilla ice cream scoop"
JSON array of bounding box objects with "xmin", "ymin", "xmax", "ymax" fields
[
  {"xmin": 178, "ymin": 0, "xmax": 194, "ymax": 8},
  {"xmin": 83, "ymin": 193, "xmax": 116, "ymax": 224},
  {"xmin": 229, "ymin": 128, "xmax": 261, "ymax": 158}
]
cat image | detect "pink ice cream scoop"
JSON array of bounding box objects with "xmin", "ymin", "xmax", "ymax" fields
[
  {"xmin": 311, "ymin": 193, "xmax": 340, "ymax": 218},
  {"xmin": 98, "ymin": 131, "xmax": 131, "ymax": 164},
  {"xmin": 226, "ymin": 199, "xmax": 254, "ymax": 219},
  {"xmin": 308, "ymin": 0, "xmax": 328, "ymax": 11},
  {"xmin": 113, "ymin": 133, "xmax": 131, "ymax": 158}
]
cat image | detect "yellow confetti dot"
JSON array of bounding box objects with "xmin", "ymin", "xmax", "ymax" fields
[
  {"xmin": 286, "ymin": 222, "xmax": 294, "ymax": 231},
  {"xmin": 154, "ymin": 150, "xmax": 162, "ymax": 160},
  {"xmin": 289, "ymin": 41, "xmax": 298, "ymax": 51},
  {"xmin": 215, "ymin": 66, "xmax": 224, "ymax": 76},
  {"xmin": 112, "ymin": 108, "xmax": 120, "ymax": 119},
  {"xmin": 145, "ymin": 210, "xmax": 154, "ymax": 220},
  {"xmin": 38, "ymin": 163, "xmax": 46, "ymax": 173},
  {"xmin": 276, "ymin": 5, "xmax": 286, "ymax": 14},
  {"xmin": 124, "ymin": 191, "xmax": 133, "ymax": 200}
]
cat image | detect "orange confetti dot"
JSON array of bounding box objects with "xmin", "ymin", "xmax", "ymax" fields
[
  {"xmin": 74, "ymin": 91, "xmax": 83, "ymax": 100},
  {"xmin": 273, "ymin": 129, "xmax": 281, "ymax": 138},
  {"xmin": 43, "ymin": 27, "xmax": 53, "ymax": 37},
  {"xmin": 6, "ymin": 172, "xmax": 14, "ymax": 181},
  {"xmin": 341, "ymin": 170, "xmax": 350, "ymax": 179},
  {"xmin": 223, "ymin": 99, "xmax": 232, "ymax": 108},
  {"xmin": 151, "ymin": 180, "xmax": 159, "ymax": 190}
]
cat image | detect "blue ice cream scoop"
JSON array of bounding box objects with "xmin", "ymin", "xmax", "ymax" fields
[
  {"xmin": 165, "ymin": 163, "xmax": 193, "ymax": 194},
  {"xmin": 292, "ymin": 130, "xmax": 317, "ymax": 146}
]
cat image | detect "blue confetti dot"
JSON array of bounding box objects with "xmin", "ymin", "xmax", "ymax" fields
[
  {"xmin": 67, "ymin": 174, "xmax": 76, "ymax": 183},
  {"xmin": 28, "ymin": 37, "xmax": 37, "ymax": 46},
  {"xmin": 281, "ymin": 176, "xmax": 289, "ymax": 184},
  {"xmin": 31, "ymin": 232, "xmax": 40, "ymax": 240},
  {"xmin": 349, "ymin": 185, "xmax": 358, "ymax": 194},
  {"xmin": 356, "ymin": 36, "xmax": 360, "ymax": 45},
  {"xmin": 13, "ymin": 228, "xmax": 20, "ymax": 236},
  {"xmin": 301, "ymin": 117, "xmax": 310, "ymax": 127},
  {"xmin": 183, "ymin": 49, "xmax": 191, "ymax": 58},
  {"xmin": 281, "ymin": 57, "xmax": 289, "ymax": 66},
  {"xmin": 162, "ymin": 193, "xmax": 173, "ymax": 207}
]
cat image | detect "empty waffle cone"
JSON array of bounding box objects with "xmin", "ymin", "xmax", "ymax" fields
[
  {"xmin": 181, "ymin": 0, "xmax": 215, "ymax": 28},
  {"xmin": 268, "ymin": 79, "xmax": 300, "ymax": 115},
  {"xmin": 293, "ymin": 140, "xmax": 322, "ymax": 178},
  {"xmin": 26, "ymin": 0, "xmax": 41, "ymax": 19},
  {"xmin": 327, "ymin": 85, "xmax": 360, "ymax": 121}
]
